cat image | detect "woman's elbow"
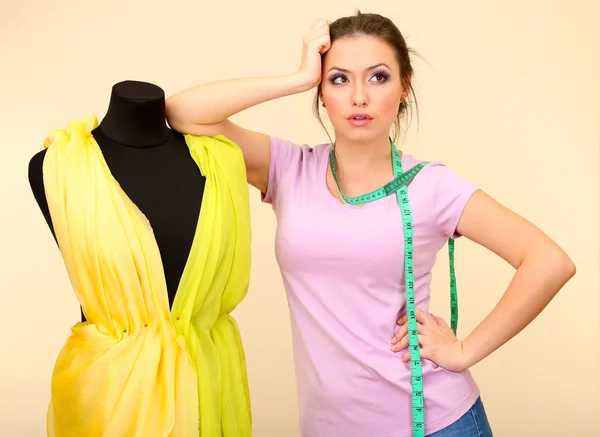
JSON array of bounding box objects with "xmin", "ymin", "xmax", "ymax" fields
[
  {"xmin": 165, "ymin": 96, "xmax": 185, "ymax": 131},
  {"xmin": 562, "ymin": 253, "xmax": 577, "ymax": 280},
  {"xmin": 549, "ymin": 247, "xmax": 577, "ymax": 284}
]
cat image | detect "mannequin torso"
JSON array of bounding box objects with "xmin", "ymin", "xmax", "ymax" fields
[{"xmin": 28, "ymin": 80, "xmax": 206, "ymax": 322}]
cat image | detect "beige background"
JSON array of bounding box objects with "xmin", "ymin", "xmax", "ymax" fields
[{"xmin": 1, "ymin": 0, "xmax": 599, "ymax": 436}]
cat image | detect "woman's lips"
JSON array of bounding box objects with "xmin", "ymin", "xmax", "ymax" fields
[{"xmin": 347, "ymin": 113, "xmax": 373, "ymax": 126}]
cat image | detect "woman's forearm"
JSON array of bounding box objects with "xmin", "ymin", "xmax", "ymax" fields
[
  {"xmin": 165, "ymin": 73, "xmax": 312, "ymax": 130},
  {"xmin": 460, "ymin": 249, "xmax": 576, "ymax": 371}
]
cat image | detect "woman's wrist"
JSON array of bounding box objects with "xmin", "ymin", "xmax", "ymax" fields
[{"xmin": 286, "ymin": 72, "xmax": 319, "ymax": 93}]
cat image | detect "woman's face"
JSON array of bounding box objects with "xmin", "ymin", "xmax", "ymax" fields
[{"xmin": 321, "ymin": 35, "xmax": 407, "ymax": 145}]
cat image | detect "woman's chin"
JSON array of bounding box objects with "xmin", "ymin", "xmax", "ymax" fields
[{"xmin": 336, "ymin": 128, "xmax": 384, "ymax": 144}]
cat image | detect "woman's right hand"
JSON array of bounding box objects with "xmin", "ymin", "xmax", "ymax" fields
[{"xmin": 296, "ymin": 19, "xmax": 331, "ymax": 89}]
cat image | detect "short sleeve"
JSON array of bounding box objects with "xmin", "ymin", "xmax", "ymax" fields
[
  {"xmin": 427, "ymin": 162, "xmax": 480, "ymax": 239},
  {"xmin": 261, "ymin": 135, "xmax": 303, "ymax": 205}
]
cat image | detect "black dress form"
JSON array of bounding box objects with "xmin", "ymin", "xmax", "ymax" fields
[{"xmin": 28, "ymin": 80, "xmax": 206, "ymax": 322}]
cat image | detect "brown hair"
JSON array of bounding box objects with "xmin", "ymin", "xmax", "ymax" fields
[{"xmin": 313, "ymin": 10, "xmax": 420, "ymax": 144}]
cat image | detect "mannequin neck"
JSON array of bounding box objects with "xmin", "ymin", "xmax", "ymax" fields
[{"xmin": 98, "ymin": 80, "xmax": 171, "ymax": 147}]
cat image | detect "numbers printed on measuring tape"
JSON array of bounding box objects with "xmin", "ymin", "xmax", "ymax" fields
[{"xmin": 329, "ymin": 138, "xmax": 460, "ymax": 437}]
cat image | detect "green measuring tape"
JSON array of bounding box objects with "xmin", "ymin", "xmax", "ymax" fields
[{"xmin": 329, "ymin": 138, "xmax": 459, "ymax": 437}]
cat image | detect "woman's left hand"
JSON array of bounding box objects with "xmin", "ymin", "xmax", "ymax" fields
[{"xmin": 391, "ymin": 308, "xmax": 467, "ymax": 372}]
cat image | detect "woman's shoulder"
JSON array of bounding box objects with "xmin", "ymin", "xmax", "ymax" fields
[
  {"xmin": 400, "ymin": 152, "xmax": 480, "ymax": 238},
  {"xmin": 263, "ymin": 136, "xmax": 330, "ymax": 204},
  {"xmin": 268, "ymin": 135, "xmax": 331, "ymax": 174},
  {"xmin": 270, "ymin": 135, "xmax": 331, "ymax": 155},
  {"xmin": 401, "ymin": 152, "xmax": 479, "ymax": 202},
  {"xmin": 401, "ymin": 152, "xmax": 470, "ymax": 183}
]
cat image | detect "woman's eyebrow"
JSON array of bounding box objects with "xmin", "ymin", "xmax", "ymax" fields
[{"xmin": 327, "ymin": 63, "xmax": 390, "ymax": 73}]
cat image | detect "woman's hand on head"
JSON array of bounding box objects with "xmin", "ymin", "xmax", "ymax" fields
[{"xmin": 296, "ymin": 19, "xmax": 331, "ymax": 89}]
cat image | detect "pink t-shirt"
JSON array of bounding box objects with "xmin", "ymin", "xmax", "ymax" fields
[{"xmin": 261, "ymin": 136, "xmax": 481, "ymax": 437}]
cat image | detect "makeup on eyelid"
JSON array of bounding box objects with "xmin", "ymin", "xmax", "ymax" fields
[{"xmin": 328, "ymin": 68, "xmax": 391, "ymax": 84}]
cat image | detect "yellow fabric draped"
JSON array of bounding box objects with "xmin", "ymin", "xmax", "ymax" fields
[{"xmin": 42, "ymin": 116, "xmax": 252, "ymax": 437}]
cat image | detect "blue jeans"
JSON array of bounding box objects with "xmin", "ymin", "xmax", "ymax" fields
[{"xmin": 427, "ymin": 397, "xmax": 493, "ymax": 436}]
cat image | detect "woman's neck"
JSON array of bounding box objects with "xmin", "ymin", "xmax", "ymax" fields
[{"xmin": 332, "ymin": 135, "xmax": 394, "ymax": 176}]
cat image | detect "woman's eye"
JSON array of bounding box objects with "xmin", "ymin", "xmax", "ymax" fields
[{"xmin": 330, "ymin": 73, "xmax": 386, "ymax": 84}]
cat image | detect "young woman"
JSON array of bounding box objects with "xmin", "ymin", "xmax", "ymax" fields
[{"xmin": 165, "ymin": 11, "xmax": 576, "ymax": 437}]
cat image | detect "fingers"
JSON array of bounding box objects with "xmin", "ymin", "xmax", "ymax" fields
[
  {"xmin": 303, "ymin": 20, "xmax": 330, "ymax": 55},
  {"xmin": 431, "ymin": 314, "xmax": 449, "ymax": 328},
  {"xmin": 314, "ymin": 34, "xmax": 331, "ymax": 54},
  {"xmin": 311, "ymin": 18, "xmax": 329, "ymax": 30},
  {"xmin": 307, "ymin": 19, "xmax": 329, "ymax": 37},
  {"xmin": 391, "ymin": 323, "xmax": 426, "ymax": 352},
  {"xmin": 392, "ymin": 333, "xmax": 409, "ymax": 352},
  {"xmin": 392, "ymin": 321, "xmax": 427, "ymax": 343},
  {"xmin": 417, "ymin": 347, "xmax": 432, "ymax": 362},
  {"xmin": 396, "ymin": 308, "xmax": 436, "ymax": 326},
  {"xmin": 415, "ymin": 308, "xmax": 432, "ymax": 324},
  {"xmin": 401, "ymin": 339, "xmax": 430, "ymax": 362},
  {"xmin": 391, "ymin": 322, "xmax": 408, "ymax": 345},
  {"xmin": 406, "ymin": 344, "xmax": 438, "ymax": 362},
  {"xmin": 401, "ymin": 344, "xmax": 425, "ymax": 362},
  {"xmin": 308, "ymin": 18, "xmax": 321, "ymax": 30}
]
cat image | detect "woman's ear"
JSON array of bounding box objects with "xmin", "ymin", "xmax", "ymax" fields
[{"xmin": 402, "ymin": 73, "xmax": 413, "ymax": 101}]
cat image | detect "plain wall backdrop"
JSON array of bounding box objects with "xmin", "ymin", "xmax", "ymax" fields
[{"xmin": 1, "ymin": 0, "xmax": 599, "ymax": 436}]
